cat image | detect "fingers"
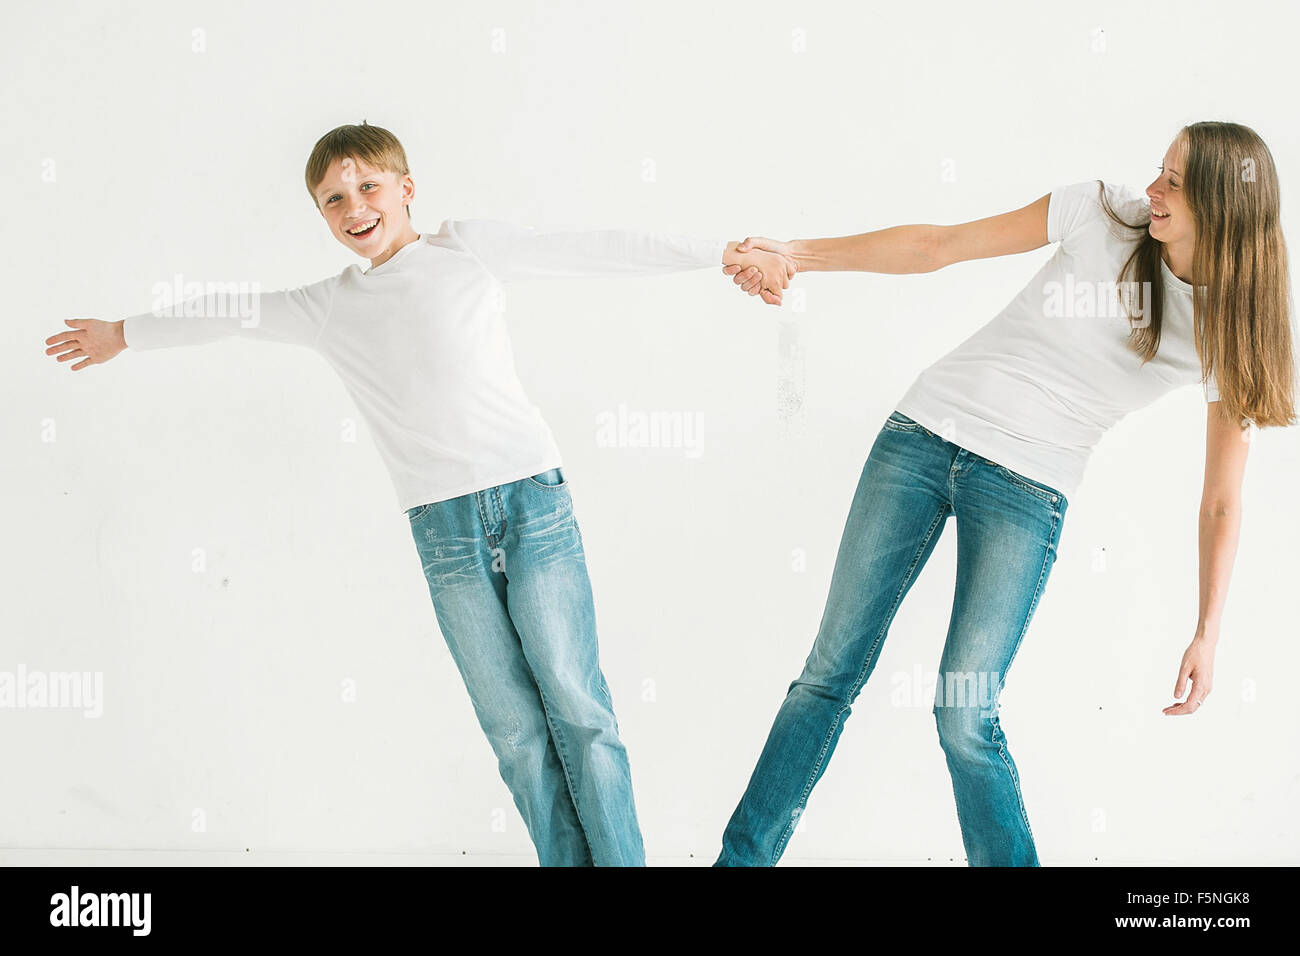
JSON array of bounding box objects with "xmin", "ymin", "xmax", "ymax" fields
[
  {"xmin": 726, "ymin": 265, "xmax": 761, "ymax": 289},
  {"xmin": 726, "ymin": 254, "xmax": 791, "ymax": 304},
  {"xmin": 56, "ymin": 347, "xmax": 88, "ymax": 363},
  {"xmin": 1163, "ymin": 675, "xmax": 1211, "ymax": 715},
  {"xmin": 738, "ymin": 236, "xmax": 778, "ymax": 253},
  {"xmin": 1166, "ymin": 662, "xmax": 1193, "ymax": 714},
  {"xmin": 736, "ymin": 268, "xmax": 761, "ymax": 289},
  {"xmin": 1173, "ymin": 661, "xmax": 1191, "ymax": 698},
  {"xmin": 49, "ymin": 341, "xmax": 83, "ymax": 358},
  {"xmin": 1163, "ymin": 694, "xmax": 1208, "ymax": 715}
]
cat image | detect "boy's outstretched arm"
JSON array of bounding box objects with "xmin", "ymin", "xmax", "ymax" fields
[
  {"xmin": 45, "ymin": 279, "xmax": 336, "ymax": 370},
  {"xmin": 442, "ymin": 219, "xmax": 794, "ymax": 305}
]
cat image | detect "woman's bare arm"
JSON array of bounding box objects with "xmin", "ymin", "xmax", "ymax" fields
[
  {"xmin": 724, "ymin": 192, "xmax": 1052, "ymax": 289},
  {"xmin": 1162, "ymin": 402, "xmax": 1251, "ymax": 716},
  {"xmin": 1193, "ymin": 402, "xmax": 1250, "ymax": 643}
]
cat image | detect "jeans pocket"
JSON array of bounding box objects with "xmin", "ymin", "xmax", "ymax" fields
[
  {"xmin": 407, "ymin": 502, "xmax": 433, "ymax": 521},
  {"xmin": 882, "ymin": 410, "xmax": 924, "ymax": 432},
  {"xmin": 526, "ymin": 467, "xmax": 567, "ymax": 489},
  {"xmin": 993, "ymin": 464, "xmax": 1063, "ymax": 504}
]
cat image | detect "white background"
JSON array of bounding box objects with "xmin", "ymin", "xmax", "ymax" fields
[{"xmin": 3, "ymin": 0, "xmax": 1297, "ymax": 865}]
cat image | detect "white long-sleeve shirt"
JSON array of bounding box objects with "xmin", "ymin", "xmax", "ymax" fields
[{"xmin": 123, "ymin": 220, "xmax": 728, "ymax": 513}]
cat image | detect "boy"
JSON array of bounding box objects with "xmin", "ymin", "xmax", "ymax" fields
[{"xmin": 44, "ymin": 122, "xmax": 793, "ymax": 866}]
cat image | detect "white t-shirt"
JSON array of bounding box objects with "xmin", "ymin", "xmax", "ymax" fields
[
  {"xmin": 123, "ymin": 220, "xmax": 727, "ymax": 512},
  {"xmin": 893, "ymin": 180, "xmax": 1218, "ymax": 503}
]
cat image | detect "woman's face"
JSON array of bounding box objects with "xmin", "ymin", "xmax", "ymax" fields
[{"xmin": 1146, "ymin": 140, "xmax": 1193, "ymax": 247}]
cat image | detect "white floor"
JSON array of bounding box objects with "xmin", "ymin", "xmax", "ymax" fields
[
  {"xmin": 0, "ymin": 849, "xmax": 969, "ymax": 866},
  {"xmin": 5, "ymin": 849, "xmax": 1262, "ymax": 865}
]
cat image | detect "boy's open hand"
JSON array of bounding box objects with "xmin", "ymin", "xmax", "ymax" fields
[
  {"xmin": 45, "ymin": 319, "xmax": 126, "ymax": 370},
  {"xmin": 721, "ymin": 237, "xmax": 798, "ymax": 306}
]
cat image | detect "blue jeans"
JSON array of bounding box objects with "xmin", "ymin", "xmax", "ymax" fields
[
  {"xmin": 716, "ymin": 412, "xmax": 1068, "ymax": 866},
  {"xmin": 407, "ymin": 467, "xmax": 644, "ymax": 866}
]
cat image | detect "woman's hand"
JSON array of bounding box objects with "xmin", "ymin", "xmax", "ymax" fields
[
  {"xmin": 721, "ymin": 238, "xmax": 798, "ymax": 306},
  {"xmin": 1162, "ymin": 633, "xmax": 1217, "ymax": 716},
  {"xmin": 45, "ymin": 319, "xmax": 127, "ymax": 370}
]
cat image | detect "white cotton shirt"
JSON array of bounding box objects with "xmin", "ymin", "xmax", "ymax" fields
[
  {"xmin": 123, "ymin": 220, "xmax": 727, "ymax": 513},
  {"xmin": 893, "ymin": 179, "xmax": 1219, "ymax": 503}
]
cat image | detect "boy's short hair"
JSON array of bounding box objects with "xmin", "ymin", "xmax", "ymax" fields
[{"xmin": 305, "ymin": 121, "xmax": 412, "ymax": 218}]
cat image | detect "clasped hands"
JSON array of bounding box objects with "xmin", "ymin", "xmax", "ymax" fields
[{"xmin": 722, "ymin": 237, "xmax": 797, "ymax": 306}]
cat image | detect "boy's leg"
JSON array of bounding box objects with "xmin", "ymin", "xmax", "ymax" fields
[
  {"xmin": 408, "ymin": 489, "xmax": 592, "ymax": 866},
  {"xmin": 498, "ymin": 468, "xmax": 646, "ymax": 867}
]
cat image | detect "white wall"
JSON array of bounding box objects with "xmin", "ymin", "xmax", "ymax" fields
[{"xmin": 4, "ymin": 0, "xmax": 1297, "ymax": 864}]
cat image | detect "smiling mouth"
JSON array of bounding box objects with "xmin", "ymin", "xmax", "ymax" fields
[
  {"xmin": 347, "ymin": 217, "xmax": 380, "ymax": 238},
  {"xmin": 1152, "ymin": 210, "xmax": 1171, "ymax": 221}
]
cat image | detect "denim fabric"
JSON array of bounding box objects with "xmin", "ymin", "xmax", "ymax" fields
[
  {"xmin": 407, "ymin": 467, "xmax": 644, "ymax": 866},
  {"xmin": 716, "ymin": 412, "xmax": 1068, "ymax": 866}
]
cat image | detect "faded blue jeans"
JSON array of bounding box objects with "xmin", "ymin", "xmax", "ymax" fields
[
  {"xmin": 716, "ymin": 412, "xmax": 1068, "ymax": 867},
  {"xmin": 407, "ymin": 467, "xmax": 644, "ymax": 866}
]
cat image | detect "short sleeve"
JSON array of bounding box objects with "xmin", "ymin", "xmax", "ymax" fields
[
  {"xmin": 1047, "ymin": 180, "xmax": 1107, "ymax": 249},
  {"xmin": 1204, "ymin": 368, "xmax": 1221, "ymax": 403}
]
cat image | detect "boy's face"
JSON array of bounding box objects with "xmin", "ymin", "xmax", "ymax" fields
[{"xmin": 313, "ymin": 156, "xmax": 414, "ymax": 255}]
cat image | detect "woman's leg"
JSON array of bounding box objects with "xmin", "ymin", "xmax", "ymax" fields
[
  {"xmin": 932, "ymin": 455, "xmax": 1068, "ymax": 866},
  {"xmin": 715, "ymin": 413, "xmax": 955, "ymax": 866},
  {"xmin": 408, "ymin": 483, "xmax": 592, "ymax": 866},
  {"xmin": 499, "ymin": 468, "xmax": 645, "ymax": 867}
]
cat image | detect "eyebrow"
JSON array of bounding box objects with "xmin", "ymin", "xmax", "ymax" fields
[{"xmin": 1163, "ymin": 162, "xmax": 1181, "ymax": 176}]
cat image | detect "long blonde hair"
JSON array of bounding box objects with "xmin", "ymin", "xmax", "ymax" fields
[{"xmin": 1101, "ymin": 122, "xmax": 1295, "ymax": 427}]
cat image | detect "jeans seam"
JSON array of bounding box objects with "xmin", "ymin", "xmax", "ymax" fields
[
  {"xmin": 996, "ymin": 505, "xmax": 1060, "ymax": 842},
  {"xmin": 534, "ymin": 681, "xmax": 591, "ymax": 850},
  {"xmin": 474, "ymin": 489, "xmax": 491, "ymax": 540},
  {"xmin": 771, "ymin": 501, "xmax": 950, "ymax": 864}
]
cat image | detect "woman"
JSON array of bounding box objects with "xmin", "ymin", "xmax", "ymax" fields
[{"xmin": 716, "ymin": 121, "xmax": 1295, "ymax": 866}]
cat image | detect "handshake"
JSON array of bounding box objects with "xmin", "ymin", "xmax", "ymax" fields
[{"xmin": 721, "ymin": 237, "xmax": 797, "ymax": 307}]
